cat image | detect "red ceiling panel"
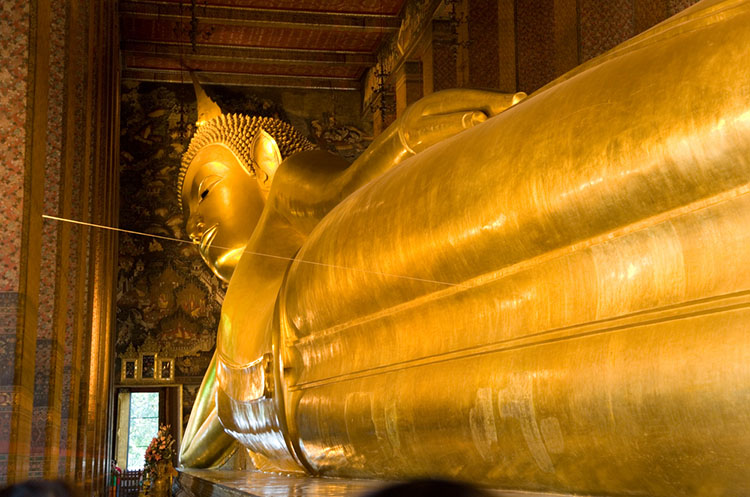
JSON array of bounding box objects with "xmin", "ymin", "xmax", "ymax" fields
[
  {"xmin": 154, "ymin": 0, "xmax": 405, "ymax": 16},
  {"xmin": 125, "ymin": 54, "xmax": 363, "ymax": 79},
  {"xmin": 121, "ymin": 17, "xmax": 385, "ymax": 52},
  {"xmin": 120, "ymin": 0, "xmax": 410, "ymax": 88}
]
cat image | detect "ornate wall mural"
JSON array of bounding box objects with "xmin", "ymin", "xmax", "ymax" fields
[
  {"xmin": 118, "ymin": 82, "xmax": 220, "ymax": 385},
  {"xmin": 117, "ymin": 81, "xmax": 372, "ymax": 430}
]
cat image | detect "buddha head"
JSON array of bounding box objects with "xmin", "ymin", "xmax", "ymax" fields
[{"xmin": 178, "ymin": 84, "xmax": 315, "ymax": 282}]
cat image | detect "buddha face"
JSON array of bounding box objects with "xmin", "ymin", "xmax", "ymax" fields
[{"xmin": 182, "ymin": 144, "xmax": 265, "ymax": 282}]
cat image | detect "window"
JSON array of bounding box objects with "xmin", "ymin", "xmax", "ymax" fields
[{"xmin": 126, "ymin": 391, "xmax": 160, "ymax": 470}]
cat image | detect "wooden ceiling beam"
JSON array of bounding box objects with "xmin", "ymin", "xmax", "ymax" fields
[
  {"xmin": 122, "ymin": 68, "xmax": 362, "ymax": 90},
  {"xmin": 120, "ymin": 0, "xmax": 401, "ymax": 32},
  {"xmin": 121, "ymin": 41, "xmax": 377, "ymax": 66}
]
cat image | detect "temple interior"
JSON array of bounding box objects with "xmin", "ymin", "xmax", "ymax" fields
[{"xmin": 3, "ymin": 0, "xmax": 749, "ymax": 496}]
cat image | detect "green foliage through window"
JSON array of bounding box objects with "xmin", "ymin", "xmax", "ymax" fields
[{"xmin": 126, "ymin": 392, "xmax": 160, "ymax": 470}]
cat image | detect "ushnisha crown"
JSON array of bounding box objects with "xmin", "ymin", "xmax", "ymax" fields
[
  {"xmin": 177, "ymin": 73, "xmax": 316, "ymax": 204},
  {"xmin": 177, "ymin": 113, "xmax": 316, "ymax": 204}
]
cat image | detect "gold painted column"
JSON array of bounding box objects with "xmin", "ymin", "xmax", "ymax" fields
[
  {"xmin": 78, "ymin": 0, "xmax": 120, "ymax": 493},
  {"xmin": 58, "ymin": 0, "xmax": 95, "ymax": 481},
  {"xmin": 30, "ymin": 0, "xmax": 73, "ymax": 478}
]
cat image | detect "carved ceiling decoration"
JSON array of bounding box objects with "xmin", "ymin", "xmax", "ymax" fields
[{"xmin": 120, "ymin": 0, "xmax": 408, "ymax": 90}]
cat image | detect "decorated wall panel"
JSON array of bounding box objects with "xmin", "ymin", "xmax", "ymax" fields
[
  {"xmin": 516, "ymin": 0, "xmax": 556, "ymax": 93},
  {"xmin": 0, "ymin": 0, "xmax": 29, "ymax": 293},
  {"xmin": 1, "ymin": 0, "xmax": 116, "ymax": 487},
  {"xmin": 513, "ymin": 0, "xmax": 704, "ymax": 93}
]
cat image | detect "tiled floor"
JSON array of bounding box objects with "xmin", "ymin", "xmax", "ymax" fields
[{"xmin": 175, "ymin": 469, "xmax": 579, "ymax": 497}]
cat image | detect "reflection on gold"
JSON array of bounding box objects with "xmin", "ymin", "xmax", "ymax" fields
[{"xmin": 180, "ymin": 1, "xmax": 750, "ymax": 495}]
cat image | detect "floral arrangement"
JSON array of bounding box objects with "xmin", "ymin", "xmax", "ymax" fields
[{"xmin": 143, "ymin": 424, "xmax": 177, "ymax": 485}]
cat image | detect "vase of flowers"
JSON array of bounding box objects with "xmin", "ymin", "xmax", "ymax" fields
[{"xmin": 143, "ymin": 425, "xmax": 177, "ymax": 497}]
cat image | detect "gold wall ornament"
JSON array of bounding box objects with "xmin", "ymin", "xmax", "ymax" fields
[
  {"xmin": 179, "ymin": 2, "xmax": 750, "ymax": 495},
  {"xmin": 118, "ymin": 338, "xmax": 176, "ymax": 384}
]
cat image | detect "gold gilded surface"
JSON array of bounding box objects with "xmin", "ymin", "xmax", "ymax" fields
[
  {"xmin": 176, "ymin": 469, "xmax": 568, "ymax": 497},
  {"xmin": 180, "ymin": 1, "xmax": 750, "ymax": 495}
]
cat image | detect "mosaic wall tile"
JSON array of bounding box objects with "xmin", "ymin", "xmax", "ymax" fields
[
  {"xmin": 667, "ymin": 0, "xmax": 701, "ymax": 16},
  {"xmin": 63, "ymin": 226, "xmax": 78, "ymax": 370},
  {"xmin": 0, "ymin": 336, "xmax": 16, "ymax": 387},
  {"xmin": 35, "ymin": 0, "xmax": 65, "ymax": 346},
  {"xmin": 33, "ymin": 338, "xmax": 53, "ymax": 407},
  {"xmin": 516, "ymin": 0, "xmax": 556, "ymax": 92},
  {"xmin": 0, "ymin": 453, "xmax": 7, "ymax": 486},
  {"xmin": 0, "ymin": 0, "xmax": 30, "ymax": 292},
  {"xmin": 468, "ymin": 0, "xmax": 500, "ymax": 89},
  {"xmin": 28, "ymin": 455, "xmax": 43, "ymax": 479},
  {"xmin": 36, "ymin": 222, "xmax": 58, "ymax": 342},
  {"xmin": 431, "ymin": 22, "xmax": 457, "ymax": 91},
  {"xmin": 0, "ymin": 293, "xmax": 19, "ymax": 389},
  {"xmin": 497, "ymin": 0, "xmax": 516, "ymax": 92},
  {"xmin": 635, "ymin": 0, "xmax": 666, "ymax": 32},
  {"xmin": 433, "ymin": 44, "xmax": 457, "ymax": 91},
  {"xmin": 58, "ymin": 364, "xmax": 72, "ymax": 460},
  {"xmin": 0, "ymin": 291, "xmax": 17, "ymax": 481},
  {"xmin": 579, "ymin": 0, "xmax": 635, "ymax": 62}
]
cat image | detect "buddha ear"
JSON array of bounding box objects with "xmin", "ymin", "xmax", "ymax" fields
[{"xmin": 251, "ymin": 128, "xmax": 281, "ymax": 191}]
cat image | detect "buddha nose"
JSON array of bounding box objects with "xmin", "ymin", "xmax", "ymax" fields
[{"xmin": 186, "ymin": 214, "xmax": 205, "ymax": 242}]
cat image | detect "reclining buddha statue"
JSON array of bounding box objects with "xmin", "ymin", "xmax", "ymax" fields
[{"xmin": 178, "ymin": 1, "xmax": 750, "ymax": 495}]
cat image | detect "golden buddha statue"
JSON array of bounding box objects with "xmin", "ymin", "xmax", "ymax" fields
[{"xmin": 179, "ymin": 1, "xmax": 750, "ymax": 495}]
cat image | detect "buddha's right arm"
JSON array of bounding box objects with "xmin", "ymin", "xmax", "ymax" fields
[
  {"xmin": 179, "ymin": 351, "xmax": 238, "ymax": 468},
  {"xmin": 341, "ymin": 89, "xmax": 526, "ymax": 192},
  {"xmin": 268, "ymin": 89, "xmax": 525, "ymax": 235}
]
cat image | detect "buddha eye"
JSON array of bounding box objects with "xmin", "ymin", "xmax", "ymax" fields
[{"xmin": 197, "ymin": 175, "xmax": 222, "ymax": 203}]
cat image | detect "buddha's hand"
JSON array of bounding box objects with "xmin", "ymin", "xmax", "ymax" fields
[
  {"xmin": 398, "ymin": 89, "xmax": 526, "ymax": 154},
  {"xmin": 179, "ymin": 351, "xmax": 238, "ymax": 468}
]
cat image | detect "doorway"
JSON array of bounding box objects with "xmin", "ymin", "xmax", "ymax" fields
[
  {"xmin": 114, "ymin": 386, "xmax": 182, "ymax": 471},
  {"xmin": 125, "ymin": 391, "xmax": 159, "ymax": 470}
]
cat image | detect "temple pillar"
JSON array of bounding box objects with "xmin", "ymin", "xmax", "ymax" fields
[
  {"xmin": 395, "ymin": 61, "xmax": 424, "ymax": 118},
  {"xmin": 427, "ymin": 20, "xmax": 457, "ymax": 93},
  {"xmin": 497, "ymin": 0, "xmax": 517, "ymax": 93},
  {"xmin": 58, "ymin": 0, "xmax": 95, "ymax": 480},
  {"xmin": 371, "ymin": 92, "xmax": 397, "ymax": 136},
  {"xmin": 30, "ymin": 0, "xmax": 69, "ymax": 478},
  {"xmin": 466, "ymin": 0, "xmax": 501, "ymax": 89},
  {"xmin": 516, "ymin": 0, "xmax": 577, "ymax": 93}
]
